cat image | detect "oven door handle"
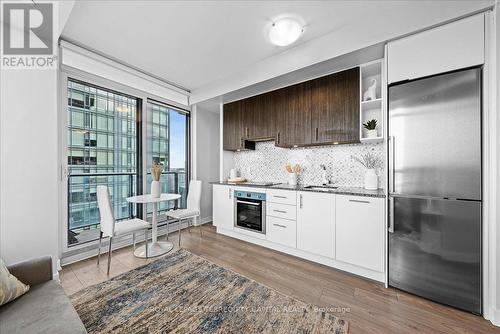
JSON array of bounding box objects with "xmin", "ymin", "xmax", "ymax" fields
[{"xmin": 236, "ymin": 200, "xmax": 261, "ymax": 206}]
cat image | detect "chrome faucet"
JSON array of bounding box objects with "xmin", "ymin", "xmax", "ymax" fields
[{"xmin": 320, "ymin": 164, "xmax": 328, "ymax": 185}]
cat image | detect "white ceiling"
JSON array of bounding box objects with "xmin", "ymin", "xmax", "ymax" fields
[{"xmin": 62, "ymin": 0, "xmax": 494, "ymax": 102}]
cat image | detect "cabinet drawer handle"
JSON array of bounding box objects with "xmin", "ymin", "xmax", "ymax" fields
[
  {"xmin": 299, "ymin": 194, "xmax": 303, "ymax": 208},
  {"xmin": 349, "ymin": 199, "xmax": 370, "ymax": 204},
  {"xmin": 273, "ymin": 209, "xmax": 287, "ymax": 214},
  {"xmin": 315, "ymin": 127, "xmax": 318, "ymax": 141},
  {"xmin": 273, "ymin": 195, "xmax": 287, "ymax": 199},
  {"xmin": 273, "ymin": 224, "xmax": 287, "ymax": 228},
  {"xmin": 389, "ymin": 197, "xmax": 394, "ymax": 234},
  {"xmin": 277, "ymin": 132, "xmax": 280, "ymax": 144}
]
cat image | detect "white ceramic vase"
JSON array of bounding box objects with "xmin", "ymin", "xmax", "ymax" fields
[
  {"xmin": 288, "ymin": 173, "xmax": 297, "ymax": 186},
  {"xmin": 366, "ymin": 129, "xmax": 378, "ymax": 138},
  {"xmin": 151, "ymin": 180, "xmax": 161, "ymax": 198},
  {"xmin": 364, "ymin": 169, "xmax": 378, "ymax": 190}
]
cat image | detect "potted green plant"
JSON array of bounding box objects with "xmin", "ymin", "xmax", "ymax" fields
[{"xmin": 363, "ymin": 119, "xmax": 378, "ymax": 138}]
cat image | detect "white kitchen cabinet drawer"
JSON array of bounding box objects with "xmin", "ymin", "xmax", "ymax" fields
[
  {"xmin": 266, "ymin": 189, "xmax": 297, "ymax": 206},
  {"xmin": 296, "ymin": 191, "xmax": 335, "ymax": 258},
  {"xmin": 267, "ymin": 202, "xmax": 296, "ymax": 221},
  {"xmin": 266, "ymin": 216, "xmax": 296, "ymax": 248},
  {"xmin": 388, "ymin": 14, "xmax": 484, "ymax": 84},
  {"xmin": 335, "ymin": 195, "xmax": 384, "ymax": 272}
]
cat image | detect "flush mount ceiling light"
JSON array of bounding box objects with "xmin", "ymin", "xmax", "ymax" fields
[{"xmin": 268, "ymin": 18, "xmax": 303, "ymax": 46}]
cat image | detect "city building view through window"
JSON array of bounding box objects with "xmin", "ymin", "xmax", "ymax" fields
[
  {"xmin": 145, "ymin": 101, "xmax": 188, "ymax": 215},
  {"xmin": 66, "ymin": 79, "xmax": 188, "ymax": 247}
]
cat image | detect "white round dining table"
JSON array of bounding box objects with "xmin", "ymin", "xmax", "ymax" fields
[{"xmin": 126, "ymin": 193, "xmax": 181, "ymax": 258}]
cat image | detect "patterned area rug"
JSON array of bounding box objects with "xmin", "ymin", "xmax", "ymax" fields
[{"xmin": 71, "ymin": 249, "xmax": 348, "ymax": 333}]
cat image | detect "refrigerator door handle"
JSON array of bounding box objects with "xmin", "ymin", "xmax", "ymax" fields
[
  {"xmin": 388, "ymin": 197, "xmax": 394, "ymax": 233},
  {"xmin": 389, "ymin": 136, "xmax": 395, "ymax": 193}
]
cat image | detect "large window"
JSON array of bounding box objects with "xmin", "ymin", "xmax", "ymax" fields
[
  {"xmin": 65, "ymin": 79, "xmax": 189, "ymax": 249},
  {"xmin": 146, "ymin": 101, "xmax": 189, "ymax": 215},
  {"xmin": 67, "ymin": 79, "xmax": 139, "ymax": 246}
]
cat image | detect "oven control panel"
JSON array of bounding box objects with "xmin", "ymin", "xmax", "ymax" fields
[{"xmin": 234, "ymin": 191, "xmax": 266, "ymax": 201}]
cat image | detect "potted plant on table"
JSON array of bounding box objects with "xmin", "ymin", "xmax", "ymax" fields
[
  {"xmin": 352, "ymin": 152, "xmax": 382, "ymax": 190},
  {"xmin": 363, "ymin": 119, "xmax": 378, "ymax": 138},
  {"xmin": 151, "ymin": 162, "xmax": 163, "ymax": 198}
]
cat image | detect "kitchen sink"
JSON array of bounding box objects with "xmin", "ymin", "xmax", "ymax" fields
[{"xmin": 303, "ymin": 185, "xmax": 338, "ymax": 192}]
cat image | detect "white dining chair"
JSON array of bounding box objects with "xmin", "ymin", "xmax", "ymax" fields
[
  {"xmin": 96, "ymin": 185, "xmax": 151, "ymax": 275},
  {"xmin": 166, "ymin": 180, "xmax": 202, "ymax": 247}
]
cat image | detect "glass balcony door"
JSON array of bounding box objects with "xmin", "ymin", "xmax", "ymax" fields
[
  {"xmin": 145, "ymin": 101, "xmax": 189, "ymax": 216},
  {"xmin": 66, "ymin": 79, "xmax": 140, "ymax": 247}
]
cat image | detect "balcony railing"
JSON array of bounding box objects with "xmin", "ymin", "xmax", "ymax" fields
[{"xmin": 67, "ymin": 170, "xmax": 186, "ymax": 246}]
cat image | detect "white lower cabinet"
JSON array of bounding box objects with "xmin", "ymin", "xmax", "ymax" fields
[
  {"xmin": 213, "ymin": 185, "xmax": 386, "ymax": 281},
  {"xmin": 335, "ymin": 195, "xmax": 385, "ymax": 272},
  {"xmin": 266, "ymin": 216, "xmax": 296, "ymax": 248},
  {"xmin": 212, "ymin": 184, "xmax": 234, "ymax": 230},
  {"xmin": 296, "ymin": 191, "xmax": 335, "ymax": 258}
]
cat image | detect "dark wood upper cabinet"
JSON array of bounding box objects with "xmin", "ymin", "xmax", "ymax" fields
[
  {"xmin": 242, "ymin": 93, "xmax": 275, "ymax": 140},
  {"xmin": 223, "ymin": 66, "xmax": 360, "ymax": 151},
  {"xmin": 222, "ymin": 101, "xmax": 240, "ymax": 150},
  {"xmin": 275, "ymin": 81, "xmax": 312, "ymax": 147},
  {"xmin": 223, "ymin": 101, "xmax": 255, "ymax": 151},
  {"xmin": 310, "ymin": 67, "xmax": 360, "ymax": 144}
]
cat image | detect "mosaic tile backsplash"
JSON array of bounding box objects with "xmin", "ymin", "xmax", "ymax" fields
[{"xmin": 233, "ymin": 141, "xmax": 385, "ymax": 188}]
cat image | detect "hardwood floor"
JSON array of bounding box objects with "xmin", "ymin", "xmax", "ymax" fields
[{"xmin": 61, "ymin": 224, "xmax": 499, "ymax": 334}]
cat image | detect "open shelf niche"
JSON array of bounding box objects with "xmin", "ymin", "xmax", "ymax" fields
[{"xmin": 360, "ymin": 60, "xmax": 384, "ymax": 142}]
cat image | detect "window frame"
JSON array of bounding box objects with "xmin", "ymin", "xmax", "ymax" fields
[{"xmin": 59, "ymin": 68, "xmax": 191, "ymax": 257}]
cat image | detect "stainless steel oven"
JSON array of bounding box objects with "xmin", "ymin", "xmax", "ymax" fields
[{"xmin": 234, "ymin": 190, "xmax": 266, "ymax": 234}]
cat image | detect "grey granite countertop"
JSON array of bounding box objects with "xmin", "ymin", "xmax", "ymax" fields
[{"xmin": 210, "ymin": 181, "xmax": 385, "ymax": 198}]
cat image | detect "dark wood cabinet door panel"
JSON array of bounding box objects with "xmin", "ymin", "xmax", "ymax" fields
[
  {"xmin": 242, "ymin": 93, "xmax": 275, "ymax": 140},
  {"xmin": 223, "ymin": 101, "xmax": 241, "ymax": 150},
  {"xmin": 241, "ymin": 96, "xmax": 254, "ymax": 139},
  {"xmin": 270, "ymin": 88, "xmax": 285, "ymax": 146},
  {"xmin": 311, "ymin": 67, "xmax": 360, "ymax": 144},
  {"xmin": 275, "ymin": 81, "xmax": 312, "ymax": 147},
  {"xmin": 259, "ymin": 92, "xmax": 275, "ymax": 139},
  {"xmin": 339, "ymin": 67, "xmax": 360, "ymax": 143},
  {"xmin": 223, "ymin": 101, "xmax": 255, "ymax": 151}
]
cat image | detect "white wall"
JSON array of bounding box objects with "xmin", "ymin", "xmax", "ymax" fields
[
  {"xmin": 0, "ymin": 70, "xmax": 60, "ymax": 273},
  {"xmin": 194, "ymin": 106, "xmax": 220, "ymax": 223},
  {"xmin": 0, "ymin": 1, "xmax": 74, "ymax": 275}
]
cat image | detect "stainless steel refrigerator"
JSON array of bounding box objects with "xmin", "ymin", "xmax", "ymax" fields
[{"xmin": 388, "ymin": 67, "xmax": 482, "ymax": 314}]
